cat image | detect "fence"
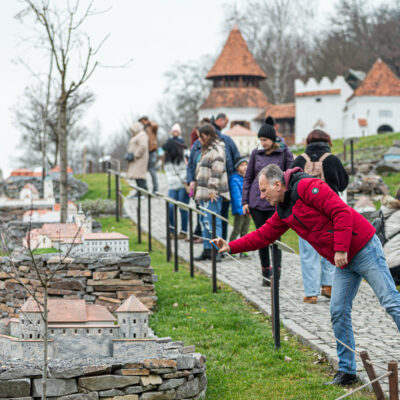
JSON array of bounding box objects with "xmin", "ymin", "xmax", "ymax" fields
[{"xmin": 109, "ymin": 170, "xmax": 399, "ymax": 399}]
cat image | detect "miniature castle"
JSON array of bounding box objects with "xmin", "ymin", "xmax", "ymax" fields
[{"xmin": 0, "ymin": 295, "xmax": 151, "ymax": 359}]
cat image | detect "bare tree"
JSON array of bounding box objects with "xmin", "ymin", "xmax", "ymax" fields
[{"xmin": 17, "ymin": 0, "xmax": 108, "ymax": 222}]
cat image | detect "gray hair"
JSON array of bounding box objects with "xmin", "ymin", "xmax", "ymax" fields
[{"xmin": 258, "ymin": 164, "xmax": 285, "ymax": 186}]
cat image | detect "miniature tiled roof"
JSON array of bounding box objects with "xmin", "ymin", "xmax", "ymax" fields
[
  {"xmin": 24, "ymin": 209, "xmax": 52, "ymax": 216},
  {"xmin": 225, "ymin": 124, "xmax": 257, "ymax": 137},
  {"xmin": 21, "ymin": 297, "xmax": 115, "ymax": 323},
  {"xmin": 358, "ymin": 118, "xmax": 368, "ymax": 127},
  {"xmin": 295, "ymin": 89, "xmax": 341, "ymax": 97},
  {"xmin": 116, "ymin": 295, "xmax": 149, "ymax": 313},
  {"xmin": 206, "ymin": 25, "xmax": 267, "ymax": 79},
  {"xmin": 10, "ymin": 169, "xmax": 41, "ymax": 177},
  {"xmin": 200, "ymin": 87, "xmax": 270, "ymax": 109},
  {"xmin": 50, "ymin": 165, "xmax": 73, "ymax": 174},
  {"xmin": 350, "ymin": 58, "xmax": 400, "ymax": 99},
  {"xmin": 40, "ymin": 223, "xmax": 82, "ymax": 239},
  {"xmin": 53, "ymin": 201, "xmax": 76, "ymax": 211},
  {"xmin": 256, "ymin": 103, "xmax": 295, "ymax": 120},
  {"xmin": 83, "ymin": 232, "xmax": 129, "ymax": 241}
]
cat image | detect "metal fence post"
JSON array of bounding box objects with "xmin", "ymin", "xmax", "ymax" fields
[
  {"xmin": 107, "ymin": 162, "xmax": 111, "ymax": 199},
  {"xmin": 166, "ymin": 201, "xmax": 171, "ymax": 262},
  {"xmin": 148, "ymin": 193, "xmax": 152, "ymax": 253},
  {"xmin": 115, "ymin": 173, "xmax": 119, "ymax": 222},
  {"xmin": 212, "ymin": 214, "xmax": 217, "ymax": 293},
  {"xmin": 189, "ymin": 208, "xmax": 194, "ymax": 278},
  {"xmin": 270, "ymin": 245, "xmax": 280, "ymax": 348},
  {"xmin": 174, "ymin": 204, "xmax": 178, "ymax": 272},
  {"xmin": 137, "ymin": 192, "xmax": 142, "ymax": 244}
]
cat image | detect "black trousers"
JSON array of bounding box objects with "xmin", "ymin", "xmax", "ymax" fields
[
  {"xmin": 221, "ymin": 200, "xmax": 230, "ymax": 240},
  {"xmin": 250, "ymin": 208, "xmax": 282, "ymax": 272}
]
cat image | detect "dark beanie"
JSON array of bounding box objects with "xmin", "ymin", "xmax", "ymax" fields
[{"xmin": 257, "ymin": 116, "xmax": 276, "ymax": 141}]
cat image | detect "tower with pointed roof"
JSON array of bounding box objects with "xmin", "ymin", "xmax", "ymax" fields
[
  {"xmin": 116, "ymin": 295, "xmax": 149, "ymax": 339},
  {"xmin": 199, "ymin": 26, "xmax": 270, "ymax": 134}
]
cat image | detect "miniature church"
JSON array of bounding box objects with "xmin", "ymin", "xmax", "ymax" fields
[{"xmin": 0, "ymin": 295, "xmax": 150, "ymax": 359}]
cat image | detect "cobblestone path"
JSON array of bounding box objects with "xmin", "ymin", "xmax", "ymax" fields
[{"xmin": 124, "ymin": 173, "xmax": 400, "ymax": 395}]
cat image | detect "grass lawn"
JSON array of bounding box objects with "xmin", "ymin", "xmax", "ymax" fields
[
  {"xmin": 99, "ymin": 215, "xmax": 373, "ymax": 400},
  {"xmin": 75, "ymin": 173, "xmax": 131, "ymax": 201}
]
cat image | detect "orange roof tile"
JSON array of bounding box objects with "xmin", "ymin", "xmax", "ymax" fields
[
  {"xmin": 116, "ymin": 295, "xmax": 149, "ymax": 313},
  {"xmin": 83, "ymin": 232, "xmax": 129, "ymax": 241},
  {"xmin": 225, "ymin": 125, "xmax": 257, "ymax": 137},
  {"xmin": 256, "ymin": 103, "xmax": 295, "ymax": 120},
  {"xmin": 206, "ymin": 26, "xmax": 267, "ymax": 79},
  {"xmin": 10, "ymin": 168, "xmax": 34, "ymax": 176},
  {"xmin": 40, "ymin": 223, "xmax": 83, "ymax": 239},
  {"xmin": 358, "ymin": 118, "xmax": 368, "ymax": 127},
  {"xmin": 21, "ymin": 298, "xmax": 115, "ymax": 323},
  {"xmin": 24, "ymin": 209, "xmax": 52, "ymax": 216},
  {"xmin": 200, "ymin": 87, "xmax": 270, "ymax": 109},
  {"xmin": 295, "ymin": 89, "xmax": 341, "ymax": 97},
  {"xmin": 351, "ymin": 58, "xmax": 400, "ymax": 98},
  {"xmin": 50, "ymin": 165, "xmax": 73, "ymax": 174},
  {"xmin": 53, "ymin": 201, "xmax": 76, "ymax": 211}
]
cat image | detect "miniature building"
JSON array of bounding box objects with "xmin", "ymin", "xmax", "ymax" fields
[
  {"xmin": 1, "ymin": 295, "xmax": 150, "ymax": 359},
  {"xmin": 23, "ymin": 201, "xmax": 77, "ymax": 223},
  {"xmin": 49, "ymin": 165, "xmax": 74, "ymax": 180},
  {"xmin": 82, "ymin": 232, "xmax": 130, "ymax": 253},
  {"xmin": 20, "ymin": 184, "xmax": 40, "ymax": 201},
  {"xmin": 198, "ymin": 25, "xmax": 295, "ymax": 145},
  {"xmin": 224, "ymin": 124, "xmax": 258, "ymax": 156}
]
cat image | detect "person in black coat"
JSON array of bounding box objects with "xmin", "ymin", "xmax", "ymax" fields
[{"xmin": 291, "ymin": 129, "xmax": 349, "ymax": 304}]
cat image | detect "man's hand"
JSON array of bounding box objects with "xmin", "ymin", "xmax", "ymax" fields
[
  {"xmin": 189, "ymin": 181, "xmax": 196, "ymax": 190},
  {"xmin": 210, "ymin": 237, "xmax": 231, "ymax": 253},
  {"xmin": 334, "ymin": 251, "xmax": 348, "ymax": 268},
  {"xmin": 242, "ymin": 204, "xmax": 249, "ymax": 215},
  {"xmin": 209, "ymin": 192, "xmax": 219, "ymax": 202}
]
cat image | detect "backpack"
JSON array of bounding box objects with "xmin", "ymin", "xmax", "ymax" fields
[{"xmin": 301, "ymin": 152, "xmax": 330, "ymax": 181}]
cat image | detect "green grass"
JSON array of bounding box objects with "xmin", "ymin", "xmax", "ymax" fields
[
  {"xmin": 32, "ymin": 248, "xmax": 60, "ymax": 255},
  {"xmin": 75, "ymin": 173, "xmax": 131, "ymax": 201},
  {"xmin": 98, "ymin": 215, "xmax": 373, "ymax": 400}
]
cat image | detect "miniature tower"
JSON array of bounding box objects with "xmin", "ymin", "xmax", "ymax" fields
[
  {"xmin": 116, "ymin": 295, "xmax": 149, "ymax": 339},
  {"xmin": 44, "ymin": 177, "xmax": 54, "ymax": 199},
  {"xmin": 75, "ymin": 204, "xmax": 92, "ymax": 233},
  {"xmin": 19, "ymin": 297, "xmax": 45, "ymax": 339}
]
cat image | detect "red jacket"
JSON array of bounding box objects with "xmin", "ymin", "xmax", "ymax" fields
[{"xmin": 229, "ymin": 168, "xmax": 375, "ymax": 268}]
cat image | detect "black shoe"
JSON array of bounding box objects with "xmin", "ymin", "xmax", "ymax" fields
[
  {"xmin": 194, "ymin": 249, "xmax": 211, "ymax": 261},
  {"xmin": 262, "ymin": 278, "xmax": 270, "ymax": 287},
  {"xmin": 324, "ymin": 371, "xmax": 357, "ymax": 386}
]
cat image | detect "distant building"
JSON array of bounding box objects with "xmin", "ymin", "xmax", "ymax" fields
[
  {"xmin": 198, "ymin": 25, "xmax": 296, "ymax": 145},
  {"xmin": 19, "ymin": 184, "xmax": 40, "ymax": 201},
  {"xmin": 23, "ymin": 201, "xmax": 78, "ymax": 223},
  {"xmin": 295, "ymin": 58, "xmax": 400, "ymax": 143},
  {"xmin": 224, "ymin": 124, "xmax": 258, "ymax": 156},
  {"xmin": 0, "ymin": 295, "xmax": 150, "ymax": 359},
  {"xmin": 81, "ymin": 232, "xmax": 130, "ymax": 254}
]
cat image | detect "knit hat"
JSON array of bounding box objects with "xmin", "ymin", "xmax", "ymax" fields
[
  {"xmin": 170, "ymin": 123, "xmax": 182, "ymax": 135},
  {"xmin": 234, "ymin": 157, "xmax": 248, "ymax": 170},
  {"xmin": 129, "ymin": 122, "xmax": 144, "ymax": 135},
  {"xmin": 257, "ymin": 116, "xmax": 276, "ymax": 141}
]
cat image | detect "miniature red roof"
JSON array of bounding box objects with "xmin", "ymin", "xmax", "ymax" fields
[
  {"xmin": 351, "ymin": 58, "xmax": 400, "ymax": 98},
  {"xmin": 41, "ymin": 223, "xmax": 83, "ymax": 239},
  {"xmin": 295, "ymin": 89, "xmax": 341, "ymax": 97},
  {"xmin": 206, "ymin": 26, "xmax": 267, "ymax": 79},
  {"xmin": 358, "ymin": 118, "xmax": 368, "ymax": 127},
  {"xmin": 256, "ymin": 103, "xmax": 295, "ymax": 120},
  {"xmin": 116, "ymin": 295, "xmax": 149, "ymax": 313},
  {"xmin": 24, "ymin": 209, "xmax": 52, "ymax": 216},
  {"xmin": 10, "ymin": 169, "xmax": 43, "ymax": 177},
  {"xmin": 53, "ymin": 201, "xmax": 76, "ymax": 211},
  {"xmin": 200, "ymin": 87, "xmax": 270, "ymax": 109},
  {"xmin": 225, "ymin": 124, "xmax": 257, "ymax": 137},
  {"xmin": 21, "ymin": 298, "xmax": 115, "ymax": 323},
  {"xmin": 50, "ymin": 165, "xmax": 73, "ymax": 174},
  {"xmin": 83, "ymin": 232, "xmax": 129, "ymax": 241}
]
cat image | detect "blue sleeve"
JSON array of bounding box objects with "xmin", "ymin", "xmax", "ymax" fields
[
  {"xmin": 230, "ymin": 175, "xmax": 243, "ymax": 215},
  {"xmin": 186, "ymin": 141, "xmax": 199, "ymax": 183}
]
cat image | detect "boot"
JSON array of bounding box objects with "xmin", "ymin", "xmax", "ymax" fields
[
  {"xmin": 321, "ymin": 285, "xmax": 332, "ymax": 298},
  {"xmin": 194, "ymin": 249, "xmax": 211, "ymax": 261},
  {"xmin": 324, "ymin": 371, "xmax": 357, "ymax": 386},
  {"xmin": 261, "ymin": 266, "xmax": 271, "ymax": 287}
]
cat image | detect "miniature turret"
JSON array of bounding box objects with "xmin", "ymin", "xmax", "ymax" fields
[{"xmin": 116, "ymin": 295, "xmax": 149, "ymax": 339}]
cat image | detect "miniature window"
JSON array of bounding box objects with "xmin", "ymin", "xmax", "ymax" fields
[
  {"xmin": 29, "ymin": 334, "xmax": 32, "ymax": 339},
  {"xmin": 51, "ymin": 329, "xmax": 54, "ymax": 334},
  {"xmin": 123, "ymin": 333, "xmax": 126, "ymax": 338},
  {"xmin": 133, "ymin": 333, "xmax": 136, "ymax": 338},
  {"xmin": 37, "ymin": 320, "xmax": 40, "ymax": 325},
  {"xmin": 133, "ymin": 319, "xmax": 136, "ymax": 324},
  {"xmin": 74, "ymin": 329, "xmax": 78, "ymax": 334},
  {"xmin": 123, "ymin": 319, "xmax": 126, "ymax": 324},
  {"xmin": 63, "ymin": 329, "xmax": 66, "ymax": 334},
  {"xmin": 110, "ymin": 329, "xmax": 113, "ymax": 334},
  {"xmin": 98, "ymin": 329, "xmax": 101, "ymax": 334},
  {"xmin": 22, "ymin": 334, "xmax": 24, "ymax": 338},
  {"xmin": 144, "ymin": 319, "xmax": 147, "ymax": 323},
  {"xmin": 86, "ymin": 329, "xmax": 89, "ymax": 334},
  {"xmin": 144, "ymin": 333, "xmax": 146, "ymax": 337},
  {"xmin": 315, "ymin": 97, "xmax": 321, "ymax": 102}
]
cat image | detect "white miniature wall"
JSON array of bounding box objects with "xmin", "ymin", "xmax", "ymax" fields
[
  {"xmin": 344, "ymin": 96, "xmax": 400, "ymax": 137},
  {"xmin": 295, "ymin": 76, "xmax": 354, "ymax": 143}
]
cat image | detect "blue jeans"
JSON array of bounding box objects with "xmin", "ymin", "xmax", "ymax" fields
[
  {"xmin": 330, "ymin": 235, "xmax": 400, "ymax": 374},
  {"xmin": 299, "ymin": 237, "xmax": 335, "ymax": 297},
  {"xmin": 148, "ymin": 151, "xmax": 158, "ymax": 192},
  {"xmin": 200, "ymin": 198, "xmax": 223, "ymax": 249},
  {"xmin": 168, "ymin": 188, "xmax": 189, "ymax": 233}
]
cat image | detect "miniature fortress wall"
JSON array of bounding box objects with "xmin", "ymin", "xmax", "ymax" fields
[{"xmin": 0, "ymin": 252, "xmax": 157, "ymax": 318}]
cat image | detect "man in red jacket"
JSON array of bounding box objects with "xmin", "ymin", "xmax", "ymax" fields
[{"xmin": 212, "ymin": 164, "xmax": 400, "ymax": 386}]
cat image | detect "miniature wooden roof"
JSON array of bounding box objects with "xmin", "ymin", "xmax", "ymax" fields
[
  {"xmin": 350, "ymin": 58, "xmax": 400, "ymax": 99},
  {"xmin": 116, "ymin": 295, "xmax": 149, "ymax": 313},
  {"xmin": 21, "ymin": 298, "xmax": 115, "ymax": 323},
  {"xmin": 206, "ymin": 25, "xmax": 267, "ymax": 80},
  {"xmin": 200, "ymin": 87, "xmax": 270, "ymax": 109}
]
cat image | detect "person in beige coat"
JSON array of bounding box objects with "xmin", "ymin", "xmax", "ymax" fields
[{"xmin": 127, "ymin": 122, "xmax": 149, "ymax": 193}]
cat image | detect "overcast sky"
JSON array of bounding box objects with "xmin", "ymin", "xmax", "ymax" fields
[{"xmin": 0, "ymin": 0, "xmax": 338, "ymax": 177}]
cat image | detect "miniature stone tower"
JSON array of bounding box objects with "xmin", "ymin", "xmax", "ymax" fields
[
  {"xmin": 75, "ymin": 204, "xmax": 92, "ymax": 233},
  {"xmin": 18, "ymin": 297, "xmax": 45, "ymax": 340},
  {"xmin": 44, "ymin": 177, "xmax": 54, "ymax": 200},
  {"xmin": 116, "ymin": 295, "xmax": 149, "ymax": 339}
]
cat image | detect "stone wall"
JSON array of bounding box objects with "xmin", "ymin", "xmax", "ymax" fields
[
  {"xmin": 0, "ymin": 338, "xmax": 207, "ymax": 399},
  {"xmin": 0, "ymin": 252, "xmax": 157, "ymax": 317}
]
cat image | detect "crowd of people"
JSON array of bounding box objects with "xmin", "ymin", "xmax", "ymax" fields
[{"xmin": 125, "ymin": 113, "xmax": 400, "ymax": 387}]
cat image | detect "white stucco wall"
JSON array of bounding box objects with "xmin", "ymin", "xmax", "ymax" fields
[
  {"xmin": 343, "ymin": 96, "xmax": 400, "ymax": 137},
  {"xmin": 229, "ymin": 136, "xmax": 259, "ymax": 157},
  {"xmin": 295, "ymin": 76, "xmax": 354, "ymax": 143}
]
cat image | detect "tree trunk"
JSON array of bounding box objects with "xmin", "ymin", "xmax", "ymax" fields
[
  {"xmin": 42, "ymin": 283, "xmax": 48, "ymax": 400},
  {"xmin": 59, "ymin": 99, "xmax": 68, "ymax": 223}
]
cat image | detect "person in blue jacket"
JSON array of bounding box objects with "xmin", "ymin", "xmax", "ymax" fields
[
  {"xmin": 187, "ymin": 115, "xmax": 240, "ymax": 241},
  {"xmin": 229, "ymin": 157, "xmax": 251, "ymax": 256}
]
